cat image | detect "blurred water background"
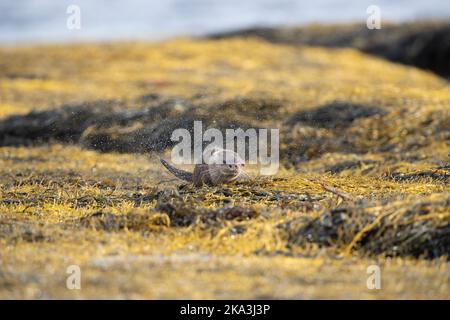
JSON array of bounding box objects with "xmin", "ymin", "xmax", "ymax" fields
[{"xmin": 1, "ymin": 0, "xmax": 450, "ymax": 44}]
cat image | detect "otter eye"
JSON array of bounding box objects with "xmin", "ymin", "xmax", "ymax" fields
[{"xmin": 228, "ymin": 164, "xmax": 233, "ymax": 168}]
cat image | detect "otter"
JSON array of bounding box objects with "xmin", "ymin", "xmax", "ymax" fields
[{"xmin": 160, "ymin": 148, "xmax": 249, "ymax": 187}]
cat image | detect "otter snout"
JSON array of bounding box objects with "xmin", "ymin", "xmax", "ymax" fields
[{"xmin": 223, "ymin": 163, "xmax": 243, "ymax": 176}]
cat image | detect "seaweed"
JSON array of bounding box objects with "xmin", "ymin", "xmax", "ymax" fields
[{"xmin": 284, "ymin": 197, "xmax": 450, "ymax": 259}]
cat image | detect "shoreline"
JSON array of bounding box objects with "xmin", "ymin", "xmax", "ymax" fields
[{"xmin": 0, "ymin": 30, "xmax": 448, "ymax": 299}]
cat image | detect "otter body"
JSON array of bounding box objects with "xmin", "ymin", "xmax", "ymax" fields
[{"xmin": 160, "ymin": 148, "xmax": 248, "ymax": 187}]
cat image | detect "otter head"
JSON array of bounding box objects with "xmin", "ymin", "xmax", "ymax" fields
[
  {"xmin": 204, "ymin": 147, "xmax": 245, "ymax": 178},
  {"xmin": 221, "ymin": 161, "xmax": 245, "ymax": 177}
]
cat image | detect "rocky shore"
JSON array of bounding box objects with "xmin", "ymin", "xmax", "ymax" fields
[{"xmin": 0, "ymin": 22, "xmax": 449, "ymax": 298}]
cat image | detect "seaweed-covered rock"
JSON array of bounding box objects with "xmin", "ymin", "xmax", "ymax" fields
[
  {"xmin": 210, "ymin": 21, "xmax": 450, "ymax": 78},
  {"xmin": 283, "ymin": 197, "xmax": 450, "ymax": 259}
]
